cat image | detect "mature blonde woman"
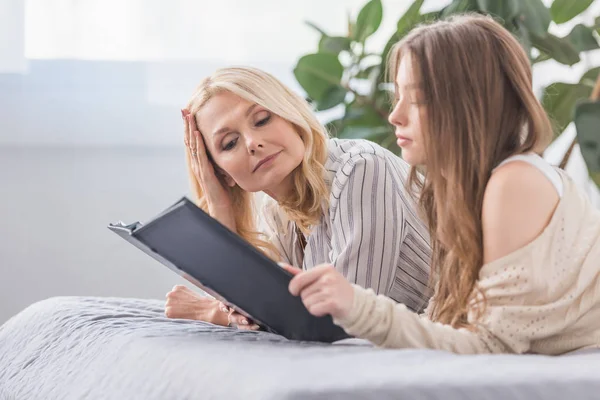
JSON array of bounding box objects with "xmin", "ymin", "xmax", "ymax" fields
[{"xmin": 165, "ymin": 66, "xmax": 432, "ymax": 329}]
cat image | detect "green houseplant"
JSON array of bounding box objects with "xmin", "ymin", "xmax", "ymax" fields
[{"xmin": 294, "ymin": 0, "xmax": 600, "ymax": 184}]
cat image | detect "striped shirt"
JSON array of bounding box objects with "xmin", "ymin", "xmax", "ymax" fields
[{"xmin": 262, "ymin": 138, "xmax": 432, "ymax": 312}]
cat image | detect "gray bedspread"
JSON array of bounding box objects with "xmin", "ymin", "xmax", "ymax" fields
[{"xmin": 1, "ymin": 296, "xmax": 599, "ymax": 400}]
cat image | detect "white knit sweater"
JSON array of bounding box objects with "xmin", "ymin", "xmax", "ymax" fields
[{"xmin": 334, "ymin": 171, "xmax": 600, "ymax": 355}]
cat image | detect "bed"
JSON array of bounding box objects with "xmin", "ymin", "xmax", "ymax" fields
[{"xmin": 1, "ymin": 296, "xmax": 598, "ymax": 400}]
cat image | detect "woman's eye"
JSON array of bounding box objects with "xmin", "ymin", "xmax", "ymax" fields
[
  {"xmin": 256, "ymin": 115, "xmax": 271, "ymax": 127},
  {"xmin": 223, "ymin": 137, "xmax": 238, "ymax": 151}
]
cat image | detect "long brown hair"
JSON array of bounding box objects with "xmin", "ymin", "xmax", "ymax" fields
[{"xmin": 388, "ymin": 14, "xmax": 553, "ymax": 327}]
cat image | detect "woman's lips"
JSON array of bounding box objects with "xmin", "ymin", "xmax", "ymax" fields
[{"xmin": 253, "ymin": 150, "xmax": 282, "ymax": 172}]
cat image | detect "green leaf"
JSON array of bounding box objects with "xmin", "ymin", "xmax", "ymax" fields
[
  {"xmin": 514, "ymin": 19, "xmax": 533, "ymax": 61},
  {"xmin": 531, "ymin": 33, "xmax": 580, "ymax": 66},
  {"xmin": 516, "ymin": 0, "xmax": 551, "ymax": 37},
  {"xmin": 319, "ymin": 36, "xmax": 352, "ymax": 55},
  {"xmin": 442, "ymin": 0, "xmax": 478, "ymax": 17},
  {"xmin": 532, "ymin": 53, "xmax": 551, "ymax": 64},
  {"xmin": 344, "ymin": 103, "xmax": 387, "ymax": 126},
  {"xmin": 580, "ymin": 67, "xmax": 600, "ymax": 87},
  {"xmin": 356, "ymin": 64, "xmax": 380, "ymax": 79},
  {"xmin": 566, "ymin": 24, "xmax": 600, "ymax": 52},
  {"xmin": 354, "ymin": 0, "xmax": 383, "ymax": 42},
  {"xmin": 304, "ymin": 21, "xmax": 328, "ymax": 36},
  {"xmin": 476, "ymin": 0, "xmax": 519, "ymax": 21},
  {"xmin": 338, "ymin": 125, "xmax": 392, "ymax": 141},
  {"xmin": 314, "ymin": 86, "xmax": 347, "ymax": 111},
  {"xmin": 550, "ymin": 0, "xmax": 594, "ymax": 25},
  {"xmin": 542, "ymin": 82, "xmax": 592, "ymax": 136},
  {"xmin": 575, "ymin": 101, "xmax": 600, "ymax": 176},
  {"xmin": 397, "ymin": 0, "xmax": 425, "ymax": 36},
  {"xmin": 294, "ymin": 54, "xmax": 344, "ymax": 102}
]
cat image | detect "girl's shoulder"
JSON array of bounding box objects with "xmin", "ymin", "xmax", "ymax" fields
[{"xmin": 482, "ymin": 160, "xmax": 560, "ymax": 264}]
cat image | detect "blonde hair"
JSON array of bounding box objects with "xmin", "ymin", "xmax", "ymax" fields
[
  {"xmin": 185, "ymin": 66, "xmax": 330, "ymax": 257},
  {"xmin": 387, "ymin": 14, "xmax": 553, "ymax": 327}
]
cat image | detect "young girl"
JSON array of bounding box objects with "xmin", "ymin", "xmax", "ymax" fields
[
  {"xmin": 287, "ymin": 14, "xmax": 600, "ymax": 355},
  {"xmin": 165, "ymin": 67, "xmax": 432, "ymax": 328}
]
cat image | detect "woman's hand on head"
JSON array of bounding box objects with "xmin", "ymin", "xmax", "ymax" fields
[
  {"xmin": 284, "ymin": 263, "xmax": 354, "ymax": 320},
  {"xmin": 182, "ymin": 109, "xmax": 236, "ymax": 231}
]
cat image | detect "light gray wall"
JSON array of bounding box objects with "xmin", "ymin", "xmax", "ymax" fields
[
  {"xmin": 0, "ymin": 146, "xmax": 193, "ymax": 324},
  {"xmin": 0, "ymin": 59, "xmax": 300, "ymax": 146}
]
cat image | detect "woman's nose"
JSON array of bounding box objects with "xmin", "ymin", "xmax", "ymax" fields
[{"xmin": 245, "ymin": 133, "xmax": 264, "ymax": 154}]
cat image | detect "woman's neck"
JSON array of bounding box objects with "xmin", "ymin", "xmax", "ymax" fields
[{"xmin": 263, "ymin": 175, "xmax": 295, "ymax": 202}]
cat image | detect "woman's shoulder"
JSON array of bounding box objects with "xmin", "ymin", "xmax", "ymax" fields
[
  {"xmin": 325, "ymin": 138, "xmax": 408, "ymax": 171},
  {"xmin": 324, "ymin": 138, "xmax": 414, "ymax": 202}
]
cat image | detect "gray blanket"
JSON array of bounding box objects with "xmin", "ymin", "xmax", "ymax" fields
[{"xmin": 1, "ymin": 296, "xmax": 599, "ymax": 400}]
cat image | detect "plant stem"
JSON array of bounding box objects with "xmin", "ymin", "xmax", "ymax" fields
[{"xmin": 558, "ymin": 73, "xmax": 600, "ymax": 169}]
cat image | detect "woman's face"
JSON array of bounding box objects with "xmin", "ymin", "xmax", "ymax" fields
[
  {"xmin": 388, "ymin": 53, "xmax": 427, "ymax": 166},
  {"xmin": 195, "ymin": 91, "xmax": 306, "ymax": 198}
]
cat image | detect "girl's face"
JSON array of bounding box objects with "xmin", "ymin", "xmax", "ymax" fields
[{"xmin": 388, "ymin": 53, "xmax": 428, "ymax": 167}]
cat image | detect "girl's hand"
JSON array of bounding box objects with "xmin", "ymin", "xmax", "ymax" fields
[{"xmin": 284, "ymin": 264, "xmax": 354, "ymax": 320}]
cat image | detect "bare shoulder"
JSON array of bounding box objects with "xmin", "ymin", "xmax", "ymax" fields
[{"xmin": 482, "ymin": 161, "xmax": 560, "ymax": 264}]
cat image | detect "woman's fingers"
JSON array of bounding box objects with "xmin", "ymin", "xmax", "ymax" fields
[
  {"xmin": 228, "ymin": 311, "xmax": 249, "ymax": 326},
  {"xmin": 227, "ymin": 310, "xmax": 260, "ymax": 331},
  {"xmin": 218, "ymin": 302, "xmax": 229, "ymax": 314},
  {"xmin": 182, "ymin": 109, "xmax": 190, "ymax": 147},
  {"xmin": 238, "ymin": 324, "xmax": 261, "ymax": 331},
  {"xmin": 227, "ymin": 308, "xmax": 248, "ymax": 325},
  {"xmin": 166, "ymin": 284, "xmax": 192, "ymax": 300},
  {"xmin": 187, "ymin": 115, "xmax": 197, "ymax": 157},
  {"xmin": 186, "ymin": 114, "xmax": 216, "ymax": 183},
  {"xmin": 193, "ymin": 129, "xmax": 213, "ymax": 174}
]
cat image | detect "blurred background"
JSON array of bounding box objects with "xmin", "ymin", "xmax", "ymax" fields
[{"xmin": 1, "ymin": 0, "xmax": 599, "ymax": 324}]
